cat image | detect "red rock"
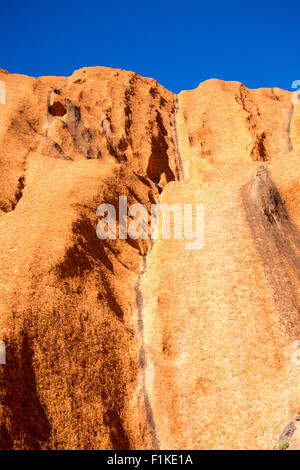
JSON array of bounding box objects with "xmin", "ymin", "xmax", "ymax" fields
[{"xmin": 0, "ymin": 68, "xmax": 299, "ymax": 450}]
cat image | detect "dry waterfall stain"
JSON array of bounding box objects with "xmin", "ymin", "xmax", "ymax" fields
[
  {"xmin": 135, "ymin": 257, "xmax": 161, "ymax": 450},
  {"xmin": 133, "ymin": 95, "xmax": 184, "ymax": 449},
  {"xmin": 242, "ymin": 166, "xmax": 300, "ymax": 338}
]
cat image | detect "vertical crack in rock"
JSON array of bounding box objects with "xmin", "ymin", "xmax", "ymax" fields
[
  {"xmin": 174, "ymin": 96, "xmax": 185, "ymax": 181},
  {"xmin": 2, "ymin": 152, "xmax": 28, "ymax": 213}
]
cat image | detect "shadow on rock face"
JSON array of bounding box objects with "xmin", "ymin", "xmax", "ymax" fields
[{"xmin": 0, "ymin": 333, "xmax": 51, "ymax": 450}]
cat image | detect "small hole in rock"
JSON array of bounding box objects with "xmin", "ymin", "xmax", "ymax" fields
[{"xmin": 49, "ymin": 101, "xmax": 67, "ymax": 117}]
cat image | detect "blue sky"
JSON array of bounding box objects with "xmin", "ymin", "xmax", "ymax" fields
[{"xmin": 0, "ymin": 0, "xmax": 298, "ymax": 93}]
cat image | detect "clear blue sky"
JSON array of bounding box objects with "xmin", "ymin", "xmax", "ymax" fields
[{"xmin": 0, "ymin": 0, "xmax": 298, "ymax": 93}]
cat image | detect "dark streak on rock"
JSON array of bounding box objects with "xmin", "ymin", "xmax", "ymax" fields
[{"xmin": 242, "ymin": 166, "xmax": 300, "ymax": 339}]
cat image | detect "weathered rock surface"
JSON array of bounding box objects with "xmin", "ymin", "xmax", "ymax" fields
[{"xmin": 0, "ymin": 67, "xmax": 299, "ymax": 449}]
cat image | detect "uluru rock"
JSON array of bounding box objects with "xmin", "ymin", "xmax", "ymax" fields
[{"xmin": 0, "ymin": 67, "xmax": 299, "ymax": 450}]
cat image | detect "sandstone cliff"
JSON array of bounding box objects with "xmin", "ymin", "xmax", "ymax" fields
[{"xmin": 0, "ymin": 67, "xmax": 299, "ymax": 449}]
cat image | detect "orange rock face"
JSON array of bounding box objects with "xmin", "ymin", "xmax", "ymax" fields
[{"xmin": 0, "ymin": 67, "xmax": 299, "ymax": 450}]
